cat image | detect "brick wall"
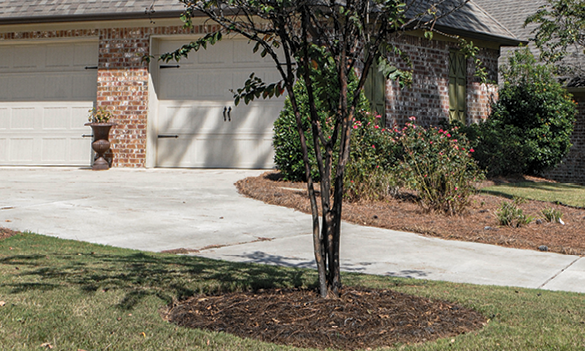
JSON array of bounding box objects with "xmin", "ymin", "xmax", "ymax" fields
[
  {"xmin": 383, "ymin": 35, "xmax": 499, "ymax": 128},
  {"xmin": 544, "ymin": 92, "xmax": 585, "ymax": 184}
]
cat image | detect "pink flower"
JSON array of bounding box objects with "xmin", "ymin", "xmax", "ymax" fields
[
  {"xmin": 353, "ymin": 125, "xmax": 358, "ymax": 129},
  {"xmin": 408, "ymin": 116, "xmax": 416, "ymax": 121},
  {"xmin": 381, "ymin": 128, "xmax": 385, "ymax": 132},
  {"xmin": 372, "ymin": 145, "xmax": 376, "ymax": 149},
  {"xmin": 470, "ymin": 148, "xmax": 475, "ymax": 153},
  {"xmin": 374, "ymin": 125, "xmax": 379, "ymax": 129},
  {"xmin": 376, "ymin": 114, "xmax": 381, "ymax": 119},
  {"xmin": 446, "ymin": 133, "xmax": 451, "ymax": 137}
]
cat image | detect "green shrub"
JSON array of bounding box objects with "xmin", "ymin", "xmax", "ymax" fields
[
  {"xmin": 273, "ymin": 67, "xmax": 369, "ymax": 182},
  {"xmin": 457, "ymin": 48, "xmax": 577, "ymax": 176},
  {"xmin": 397, "ymin": 118, "xmax": 484, "ymax": 215},
  {"xmin": 496, "ymin": 198, "xmax": 534, "ymax": 227},
  {"xmin": 343, "ymin": 112, "xmax": 403, "ymax": 202}
]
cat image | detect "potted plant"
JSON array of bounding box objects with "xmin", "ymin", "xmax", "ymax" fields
[{"xmin": 85, "ymin": 107, "xmax": 116, "ymax": 171}]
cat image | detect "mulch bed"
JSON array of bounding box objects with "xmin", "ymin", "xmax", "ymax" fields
[
  {"xmin": 164, "ymin": 287, "xmax": 486, "ymax": 350},
  {"xmin": 0, "ymin": 227, "xmax": 19, "ymax": 241},
  {"xmin": 236, "ymin": 171, "xmax": 585, "ymax": 256}
]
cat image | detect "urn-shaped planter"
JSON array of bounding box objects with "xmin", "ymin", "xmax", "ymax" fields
[{"xmin": 85, "ymin": 122, "xmax": 116, "ymax": 171}]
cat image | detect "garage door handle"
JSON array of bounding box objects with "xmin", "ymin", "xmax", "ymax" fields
[
  {"xmin": 223, "ymin": 107, "xmax": 227, "ymax": 121},
  {"xmin": 82, "ymin": 134, "xmax": 93, "ymax": 138},
  {"xmin": 85, "ymin": 66, "xmax": 98, "ymax": 70},
  {"xmin": 160, "ymin": 65, "xmax": 180, "ymax": 69},
  {"xmin": 227, "ymin": 107, "xmax": 231, "ymax": 122},
  {"xmin": 158, "ymin": 135, "xmax": 179, "ymax": 139}
]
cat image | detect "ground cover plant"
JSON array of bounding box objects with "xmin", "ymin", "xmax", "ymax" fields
[
  {"xmin": 237, "ymin": 173, "xmax": 585, "ymax": 256},
  {"xmin": 1, "ymin": 231, "xmax": 585, "ymax": 350}
]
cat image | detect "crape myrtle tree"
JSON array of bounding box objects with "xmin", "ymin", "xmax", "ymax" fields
[
  {"xmin": 525, "ymin": 0, "xmax": 585, "ymax": 75},
  {"xmin": 162, "ymin": 0, "xmax": 471, "ymax": 298}
]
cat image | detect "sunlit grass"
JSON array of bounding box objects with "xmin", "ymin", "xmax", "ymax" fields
[
  {"xmin": 1, "ymin": 232, "xmax": 584, "ymax": 350},
  {"xmin": 481, "ymin": 182, "xmax": 585, "ymax": 208}
]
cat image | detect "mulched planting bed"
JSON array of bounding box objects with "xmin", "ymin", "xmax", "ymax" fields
[
  {"xmin": 164, "ymin": 287, "xmax": 486, "ymax": 350},
  {"xmin": 0, "ymin": 227, "xmax": 19, "ymax": 241},
  {"xmin": 236, "ymin": 171, "xmax": 585, "ymax": 256}
]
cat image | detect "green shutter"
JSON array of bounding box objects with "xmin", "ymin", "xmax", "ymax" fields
[
  {"xmin": 364, "ymin": 61, "xmax": 386, "ymax": 123},
  {"xmin": 449, "ymin": 51, "xmax": 466, "ymax": 123}
]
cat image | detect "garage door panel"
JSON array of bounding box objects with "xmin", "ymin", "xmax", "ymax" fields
[
  {"xmin": 11, "ymin": 76, "xmax": 40, "ymax": 100},
  {"xmin": 46, "ymin": 45, "xmax": 74, "ymax": 68},
  {"xmin": 230, "ymin": 102, "xmax": 282, "ymax": 133},
  {"xmin": 159, "ymin": 71, "xmax": 197, "ymax": 100},
  {"xmin": 0, "ymin": 47, "xmax": 11, "ymax": 69},
  {"xmin": 0, "ymin": 108, "xmax": 7, "ymax": 129},
  {"xmin": 73, "ymin": 43, "xmax": 99, "ymax": 67},
  {"xmin": 71, "ymin": 106, "xmax": 90, "ymax": 128},
  {"xmin": 197, "ymin": 43, "xmax": 227, "ymax": 64},
  {"xmin": 159, "ymin": 103, "xmax": 232, "ymax": 134},
  {"xmin": 42, "ymin": 138, "xmax": 67, "ymax": 161},
  {"xmin": 43, "ymin": 107, "xmax": 69, "ymax": 130},
  {"xmin": 157, "ymin": 134, "xmax": 273, "ymax": 168},
  {"xmin": 200, "ymin": 72, "xmax": 232, "ymax": 98},
  {"xmin": 10, "ymin": 138, "xmax": 35, "ymax": 162},
  {"xmin": 70, "ymin": 137, "xmax": 92, "ymax": 163},
  {"xmin": 156, "ymin": 37, "xmax": 285, "ymax": 168},
  {"xmin": 11, "ymin": 107, "xmax": 36, "ymax": 130},
  {"xmin": 13, "ymin": 46, "xmax": 43, "ymax": 70},
  {"xmin": 0, "ymin": 40, "xmax": 97, "ymax": 166},
  {"xmin": 45, "ymin": 75, "xmax": 72, "ymax": 99},
  {"xmin": 0, "ymin": 138, "xmax": 6, "ymax": 161},
  {"xmin": 72, "ymin": 74, "xmax": 97, "ymax": 99}
]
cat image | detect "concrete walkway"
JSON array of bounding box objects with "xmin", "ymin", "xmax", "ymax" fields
[{"xmin": 0, "ymin": 167, "xmax": 583, "ymax": 294}]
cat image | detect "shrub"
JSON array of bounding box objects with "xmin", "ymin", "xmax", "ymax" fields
[
  {"xmin": 273, "ymin": 67, "xmax": 369, "ymax": 182},
  {"xmin": 397, "ymin": 118, "xmax": 484, "ymax": 215},
  {"xmin": 343, "ymin": 112, "xmax": 403, "ymax": 202},
  {"xmin": 496, "ymin": 197, "xmax": 534, "ymax": 227},
  {"xmin": 457, "ymin": 48, "xmax": 577, "ymax": 176}
]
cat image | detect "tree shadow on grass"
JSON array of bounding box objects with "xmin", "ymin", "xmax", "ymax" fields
[{"xmin": 1, "ymin": 250, "xmax": 314, "ymax": 311}]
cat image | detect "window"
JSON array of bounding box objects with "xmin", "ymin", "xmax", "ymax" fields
[{"xmin": 449, "ymin": 50, "xmax": 466, "ymax": 123}]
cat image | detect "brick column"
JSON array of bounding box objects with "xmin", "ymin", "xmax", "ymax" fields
[{"xmin": 97, "ymin": 28, "xmax": 150, "ymax": 167}]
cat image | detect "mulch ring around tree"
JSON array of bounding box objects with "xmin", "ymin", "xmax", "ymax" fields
[
  {"xmin": 163, "ymin": 287, "xmax": 486, "ymax": 350},
  {"xmin": 0, "ymin": 227, "xmax": 19, "ymax": 241}
]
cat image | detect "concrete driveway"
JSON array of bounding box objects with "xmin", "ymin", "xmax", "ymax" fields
[{"xmin": 1, "ymin": 167, "xmax": 583, "ymax": 294}]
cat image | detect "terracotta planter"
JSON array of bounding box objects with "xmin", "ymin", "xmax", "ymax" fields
[{"xmin": 85, "ymin": 122, "xmax": 116, "ymax": 171}]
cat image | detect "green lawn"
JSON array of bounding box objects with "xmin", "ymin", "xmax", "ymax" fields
[
  {"xmin": 481, "ymin": 181, "xmax": 585, "ymax": 208},
  {"xmin": 1, "ymin": 233, "xmax": 584, "ymax": 350}
]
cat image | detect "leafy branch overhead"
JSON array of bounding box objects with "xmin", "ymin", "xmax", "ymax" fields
[{"xmin": 525, "ymin": 0, "xmax": 585, "ymax": 75}]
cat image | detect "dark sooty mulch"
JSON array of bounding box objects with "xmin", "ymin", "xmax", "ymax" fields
[{"xmin": 165, "ymin": 287, "xmax": 487, "ymax": 350}]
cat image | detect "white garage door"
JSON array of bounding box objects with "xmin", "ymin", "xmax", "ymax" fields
[
  {"xmin": 155, "ymin": 38, "xmax": 285, "ymax": 168},
  {"xmin": 0, "ymin": 41, "xmax": 98, "ymax": 166}
]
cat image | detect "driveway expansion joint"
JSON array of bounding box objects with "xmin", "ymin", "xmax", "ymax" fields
[{"xmin": 538, "ymin": 256, "xmax": 582, "ymax": 289}]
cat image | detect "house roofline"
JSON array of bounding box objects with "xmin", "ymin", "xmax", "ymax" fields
[
  {"xmin": 434, "ymin": 24, "xmax": 526, "ymax": 47},
  {"xmin": 0, "ymin": 11, "xmax": 183, "ymax": 26}
]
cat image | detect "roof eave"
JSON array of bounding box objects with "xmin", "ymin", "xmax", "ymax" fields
[
  {"xmin": 434, "ymin": 24, "xmax": 526, "ymax": 47},
  {"xmin": 0, "ymin": 11, "xmax": 183, "ymax": 26}
]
